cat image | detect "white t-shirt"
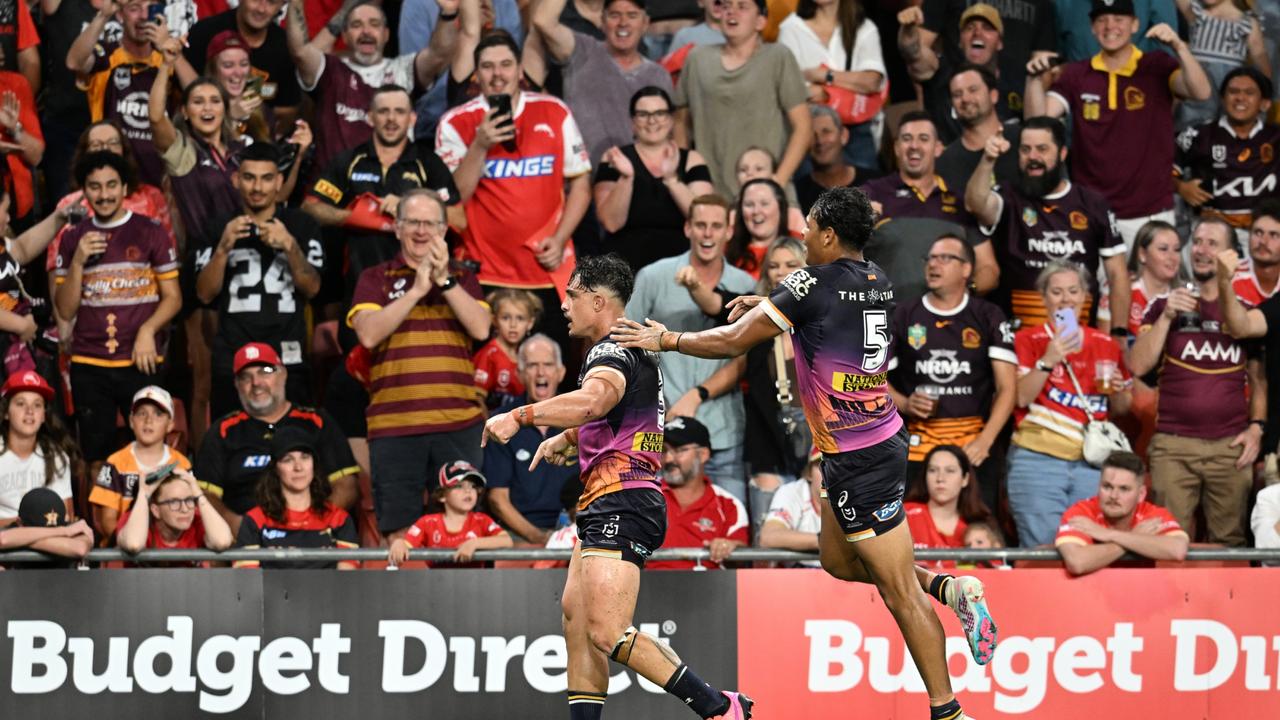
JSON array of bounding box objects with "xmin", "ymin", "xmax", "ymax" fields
[
  {"xmin": 764, "ymin": 479, "xmax": 823, "ymax": 568},
  {"xmin": 0, "ymin": 448, "xmax": 73, "ymax": 519},
  {"xmin": 776, "ymin": 14, "xmax": 887, "ymax": 77}
]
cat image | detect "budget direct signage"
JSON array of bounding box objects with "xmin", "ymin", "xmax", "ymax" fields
[{"xmin": 2, "ymin": 567, "xmax": 1277, "ymax": 717}]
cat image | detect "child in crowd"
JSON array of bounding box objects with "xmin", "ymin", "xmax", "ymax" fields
[
  {"xmin": 473, "ymin": 288, "xmax": 542, "ymax": 407},
  {"xmin": 733, "ymin": 146, "xmax": 807, "ymax": 236},
  {"xmin": 963, "ymin": 522, "xmax": 1010, "ymax": 569},
  {"xmin": 388, "ymin": 461, "xmax": 513, "ymax": 568},
  {"xmin": 87, "ymin": 386, "xmax": 192, "ymax": 541}
]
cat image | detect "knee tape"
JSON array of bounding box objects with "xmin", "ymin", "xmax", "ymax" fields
[{"xmin": 609, "ymin": 626, "xmax": 638, "ymax": 663}]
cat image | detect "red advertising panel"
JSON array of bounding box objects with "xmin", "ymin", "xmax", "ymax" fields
[{"xmin": 738, "ymin": 568, "xmax": 1280, "ymax": 718}]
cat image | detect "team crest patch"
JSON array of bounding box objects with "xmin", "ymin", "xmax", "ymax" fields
[
  {"xmin": 1069, "ymin": 211, "xmax": 1089, "ymax": 230},
  {"xmin": 962, "ymin": 327, "xmax": 981, "ymax": 349},
  {"xmin": 1022, "ymin": 207, "xmax": 1038, "ymax": 227},
  {"xmin": 1123, "ymin": 86, "xmax": 1145, "ymax": 111},
  {"xmin": 1263, "ymin": 144, "xmax": 1274, "ymax": 164},
  {"xmin": 1238, "ymin": 148, "xmax": 1252, "ymax": 163},
  {"xmin": 113, "ymin": 66, "xmax": 132, "ymax": 91},
  {"xmin": 907, "ymin": 324, "xmax": 927, "ymax": 350},
  {"xmin": 1082, "ymin": 94, "xmax": 1101, "ymax": 121},
  {"xmin": 1212, "ymin": 144, "xmax": 1227, "ymax": 164}
]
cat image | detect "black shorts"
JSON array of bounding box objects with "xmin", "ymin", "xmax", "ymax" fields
[
  {"xmin": 577, "ymin": 488, "xmax": 667, "ymax": 568},
  {"xmin": 821, "ymin": 426, "xmax": 909, "ymax": 542}
]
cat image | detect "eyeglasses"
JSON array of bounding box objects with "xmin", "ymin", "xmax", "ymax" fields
[
  {"xmin": 922, "ymin": 253, "xmax": 968, "ymax": 264},
  {"xmin": 633, "ymin": 109, "xmax": 672, "ymax": 122},
  {"xmin": 88, "ymin": 138, "xmax": 123, "ymax": 151},
  {"xmin": 399, "ymin": 218, "xmax": 447, "ymax": 232},
  {"xmin": 154, "ymin": 497, "xmax": 199, "ymax": 510}
]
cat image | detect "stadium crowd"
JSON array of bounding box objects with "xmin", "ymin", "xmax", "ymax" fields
[{"xmin": 0, "ymin": 0, "xmax": 1278, "ymax": 570}]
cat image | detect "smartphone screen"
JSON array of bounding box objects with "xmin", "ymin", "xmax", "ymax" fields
[
  {"xmin": 486, "ymin": 94, "xmax": 514, "ymax": 128},
  {"xmin": 148, "ymin": 3, "xmax": 165, "ymax": 23},
  {"xmin": 244, "ymin": 75, "xmax": 264, "ymax": 97},
  {"xmin": 1052, "ymin": 307, "xmax": 1079, "ymax": 338}
]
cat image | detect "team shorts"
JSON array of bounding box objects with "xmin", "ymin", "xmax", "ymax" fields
[
  {"xmin": 821, "ymin": 426, "xmax": 909, "ymax": 542},
  {"xmin": 577, "ymin": 488, "xmax": 667, "ymax": 568}
]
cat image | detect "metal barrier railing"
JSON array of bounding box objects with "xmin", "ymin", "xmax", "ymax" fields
[{"xmin": 1, "ymin": 547, "xmax": 1278, "ymax": 563}]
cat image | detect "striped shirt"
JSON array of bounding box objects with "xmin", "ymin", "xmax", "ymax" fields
[
  {"xmin": 88, "ymin": 443, "xmax": 192, "ymax": 517},
  {"xmin": 346, "ymin": 255, "xmax": 486, "ymax": 438},
  {"xmin": 1188, "ymin": 2, "xmax": 1256, "ymax": 65}
]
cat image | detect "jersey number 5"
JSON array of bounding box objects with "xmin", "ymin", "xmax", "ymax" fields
[{"xmin": 862, "ymin": 310, "xmax": 888, "ymax": 371}]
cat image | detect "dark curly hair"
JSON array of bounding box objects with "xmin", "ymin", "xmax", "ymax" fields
[
  {"xmin": 570, "ymin": 253, "xmax": 635, "ymax": 305},
  {"xmin": 73, "ymin": 150, "xmax": 137, "ymax": 194},
  {"xmin": 256, "ymin": 451, "xmax": 331, "ymax": 524},
  {"xmin": 810, "ymin": 186, "xmax": 874, "ymax": 252},
  {"xmin": 0, "ymin": 393, "xmax": 80, "ymax": 489}
]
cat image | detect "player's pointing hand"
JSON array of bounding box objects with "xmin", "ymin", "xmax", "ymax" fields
[
  {"xmin": 611, "ymin": 317, "xmax": 670, "ymax": 352},
  {"xmin": 481, "ymin": 411, "xmax": 520, "ymax": 448}
]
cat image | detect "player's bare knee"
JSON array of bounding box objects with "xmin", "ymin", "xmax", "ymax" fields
[
  {"xmin": 588, "ymin": 622, "xmax": 629, "ymax": 657},
  {"xmin": 819, "ymin": 551, "xmax": 858, "ymax": 582}
]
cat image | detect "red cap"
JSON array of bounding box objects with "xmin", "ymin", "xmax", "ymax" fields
[
  {"xmin": 233, "ymin": 342, "xmax": 282, "ymax": 374},
  {"xmin": 206, "ymin": 30, "xmax": 249, "ymax": 62},
  {"xmin": 1, "ymin": 370, "xmax": 54, "ymax": 402}
]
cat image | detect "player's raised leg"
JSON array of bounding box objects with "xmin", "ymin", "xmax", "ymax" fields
[{"xmin": 563, "ymin": 543, "xmax": 609, "ymax": 719}]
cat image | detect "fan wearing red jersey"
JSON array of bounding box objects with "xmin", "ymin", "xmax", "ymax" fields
[
  {"xmin": 388, "ymin": 460, "xmax": 512, "ymax": 568},
  {"xmin": 116, "ymin": 467, "xmax": 234, "ymax": 566}
]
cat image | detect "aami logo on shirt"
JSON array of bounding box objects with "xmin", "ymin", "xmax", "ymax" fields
[
  {"xmin": 631, "ymin": 432, "xmax": 664, "ymax": 453},
  {"xmin": 1179, "ymin": 340, "xmax": 1241, "ymax": 364},
  {"xmin": 484, "ymin": 155, "xmax": 556, "ymax": 179},
  {"xmin": 242, "ymin": 454, "xmax": 270, "ymax": 469},
  {"xmin": 832, "ymin": 371, "xmax": 887, "ymax": 393}
]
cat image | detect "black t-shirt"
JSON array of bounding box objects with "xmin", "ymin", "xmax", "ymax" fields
[
  {"xmin": 195, "ymin": 406, "xmax": 361, "ymax": 514},
  {"xmin": 196, "ymin": 208, "xmax": 325, "ymax": 372},
  {"xmin": 935, "ymin": 123, "xmax": 1021, "ymax": 197},
  {"xmin": 1258, "ymin": 297, "xmax": 1280, "ymax": 451},
  {"xmin": 921, "ymin": 57, "xmax": 1023, "ymax": 145},
  {"xmin": 794, "ymin": 166, "xmax": 882, "ymax": 216},
  {"xmin": 38, "ymin": 0, "xmax": 98, "ymax": 117},
  {"xmin": 184, "ymin": 11, "xmax": 301, "ymax": 108},
  {"xmin": 235, "ymin": 504, "xmax": 358, "ymax": 569},
  {"xmin": 593, "ymin": 144, "xmax": 712, "ymax": 274}
]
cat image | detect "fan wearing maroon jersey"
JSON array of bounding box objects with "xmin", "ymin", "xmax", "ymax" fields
[
  {"xmin": 483, "ymin": 254, "xmax": 753, "ymax": 720},
  {"xmin": 613, "ymin": 187, "xmax": 997, "ymax": 720}
]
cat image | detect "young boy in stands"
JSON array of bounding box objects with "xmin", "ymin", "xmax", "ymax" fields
[{"xmin": 387, "ymin": 460, "xmax": 513, "ymax": 568}]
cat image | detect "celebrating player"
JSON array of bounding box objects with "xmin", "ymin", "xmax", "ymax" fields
[
  {"xmin": 483, "ymin": 254, "xmax": 752, "ymax": 720},
  {"xmin": 612, "ymin": 187, "xmax": 997, "ymax": 720}
]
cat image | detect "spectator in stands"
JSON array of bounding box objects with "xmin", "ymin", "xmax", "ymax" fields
[
  {"xmin": 1131, "ymin": 218, "xmax": 1262, "ymax": 546},
  {"xmin": 195, "ymin": 342, "xmax": 360, "ymax": 534},
  {"xmin": 887, "ymin": 234, "xmax": 1015, "ymax": 512},
  {"xmin": 674, "ymin": 0, "xmax": 810, "ymax": 197},
  {"xmin": 862, "ymin": 111, "xmax": 997, "ymax": 306},
  {"xmin": 54, "ymin": 151, "xmax": 181, "ymax": 470},
  {"xmin": 727, "ymin": 177, "xmax": 791, "ymax": 278},
  {"xmin": 1055, "ymin": 450, "xmax": 1189, "ymax": 574},
  {"xmin": 1008, "ymin": 260, "xmax": 1132, "ymax": 547},
  {"xmin": 88, "ymin": 386, "xmax": 192, "ymax": 539},
  {"xmin": 733, "ymin": 147, "xmax": 807, "ymax": 236},
  {"xmin": 196, "ymin": 142, "xmax": 324, "ymax": 420},
  {"xmin": 648, "ymin": 416, "xmax": 748, "ymax": 570},
  {"xmin": 594, "ymin": 86, "xmax": 714, "ymax": 274},
  {"xmin": 286, "ymin": 0, "xmax": 463, "ymax": 174},
  {"xmin": 234, "ymin": 425, "xmax": 359, "ymax": 569},
  {"xmin": 39, "ymin": 0, "xmax": 100, "ymax": 200},
  {"xmin": 533, "ymin": 0, "xmax": 674, "ymax": 164},
  {"xmin": 794, "ymin": 104, "xmax": 877, "ymax": 216},
  {"xmin": 1173, "ymin": 0, "xmax": 1270, "ymax": 130},
  {"xmin": 966, "ymin": 116, "xmax": 1130, "ymax": 330},
  {"xmin": 388, "ymin": 460, "xmax": 513, "ymax": 567},
  {"xmin": 205, "ymin": 31, "xmax": 273, "ymax": 143},
  {"xmin": 116, "ymin": 466, "xmax": 234, "ymax": 556},
  {"xmin": 1056, "ymin": 0, "xmax": 1176, "ymax": 62},
  {"xmin": 1252, "ymin": 482, "xmax": 1280, "ymax": 562},
  {"xmin": 898, "ymin": 3, "xmax": 1023, "ymax": 145},
  {"xmin": 1229, "ymin": 201, "xmax": 1280, "ymax": 307},
  {"xmin": 670, "ymin": 0, "xmax": 725, "ymax": 50},
  {"xmin": 0, "ymin": 372, "xmax": 76, "ymax": 526},
  {"xmin": 0, "ymin": 61, "xmax": 44, "ymax": 225},
  {"xmin": 935, "ymin": 63, "xmax": 1020, "ymax": 195},
  {"xmin": 184, "ymin": 0, "xmax": 301, "ymax": 134},
  {"xmin": 473, "ymin": 289, "xmax": 541, "ymax": 407},
  {"xmin": 758, "ymin": 451, "xmax": 822, "ymax": 566},
  {"xmin": 904, "ymin": 444, "xmax": 994, "ymax": 568},
  {"xmin": 627, "ymin": 194, "xmax": 755, "ymax": 499},
  {"xmin": 1176, "ymin": 67, "xmax": 1279, "ymax": 234},
  {"xmin": 348, "ymin": 189, "xmax": 490, "ymax": 539},
  {"xmin": 484, "ymin": 334, "xmax": 579, "ymax": 542},
  {"xmin": 436, "ymin": 31, "xmax": 591, "ymax": 350},
  {"xmin": 963, "ymin": 521, "xmax": 1004, "ymax": 550},
  {"xmin": 776, "ymin": 0, "xmax": 886, "ymax": 168},
  {"xmin": 0, "ymin": 487, "xmax": 93, "ymax": 562},
  {"xmin": 1025, "ymin": 0, "xmax": 1211, "ymax": 247},
  {"xmin": 68, "ymin": 0, "xmax": 186, "ymax": 185},
  {"xmin": 1116, "ymin": 220, "xmax": 1181, "ymax": 336}
]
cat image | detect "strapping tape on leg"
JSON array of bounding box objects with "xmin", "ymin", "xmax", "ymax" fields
[{"xmin": 609, "ymin": 626, "xmax": 638, "ymax": 663}]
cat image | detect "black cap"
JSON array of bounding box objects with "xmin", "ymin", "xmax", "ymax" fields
[
  {"xmin": 18, "ymin": 487, "xmax": 67, "ymax": 528},
  {"xmin": 664, "ymin": 416, "xmax": 711, "ymax": 450},
  {"xmin": 270, "ymin": 425, "xmax": 316, "ymax": 462},
  {"xmin": 603, "ymin": 0, "xmax": 645, "ymax": 9},
  {"xmin": 1089, "ymin": 0, "xmax": 1136, "ymax": 20}
]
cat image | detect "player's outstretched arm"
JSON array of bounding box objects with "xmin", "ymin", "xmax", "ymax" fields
[
  {"xmin": 611, "ymin": 304, "xmax": 781, "ymax": 359},
  {"xmin": 483, "ymin": 373, "xmax": 625, "ymax": 447}
]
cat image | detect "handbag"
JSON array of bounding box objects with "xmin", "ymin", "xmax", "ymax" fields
[
  {"xmin": 1060, "ymin": 359, "xmax": 1131, "ymax": 467},
  {"xmin": 774, "ymin": 336, "xmax": 812, "ymax": 471},
  {"xmin": 820, "ymin": 46, "xmax": 888, "ymax": 126}
]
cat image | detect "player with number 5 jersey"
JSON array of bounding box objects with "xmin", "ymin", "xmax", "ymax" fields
[{"xmin": 612, "ymin": 187, "xmax": 998, "ymax": 720}]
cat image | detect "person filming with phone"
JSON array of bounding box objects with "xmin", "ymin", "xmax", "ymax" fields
[{"xmin": 1006, "ymin": 260, "xmax": 1132, "ymax": 547}]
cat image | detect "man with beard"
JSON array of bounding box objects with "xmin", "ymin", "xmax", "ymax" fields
[
  {"xmin": 1130, "ymin": 218, "xmax": 1265, "ymax": 547},
  {"xmin": 1176, "ymin": 68, "xmax": 1280, "ymax": 236},
  {"xmin": 54, "ymin": 151, "xmax": 181, "ymax": 469},
  {"xmin": 483, "ymin": 254, "xmax": 754, "ymax": 720},
  {"xmin": 1231, "ymin": 202, "xmax": 1280, "ymax": 307},
  {"xmin": 196, "ymin": 142, "xmax": 325, "ymax": 420},
  {"xmin": 483, "ymin": 334, "xmax": 580, "ymax": 544},
  {"xmin": 647, "ymin": 416, "xmax": 747, "ymax": 570},
  {"xmin": 286, "ymin": 0, "xmax": 467, "ymax": 174},
  {"xmin": 194, "ymin": 342, "xmax": 360, "ymax": 535},
  {"xmin": 966, "ymin": 115, "xmax": 1130, "ymax": 330},
  {"xmin": 935, "ymin": 63, "xmax": 1020, "ymax": 195},
  {"xmin": 861, "ymin": 111, "xmax": 998, "ymax": 306}
]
